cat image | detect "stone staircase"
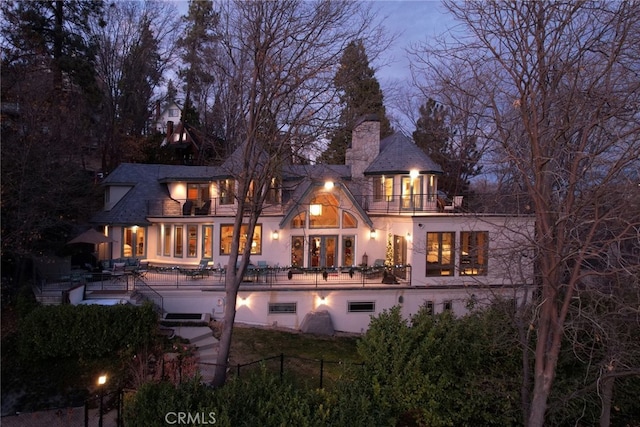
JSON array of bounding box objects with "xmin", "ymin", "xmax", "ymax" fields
[{"xmin": 171, "ymin": 326, "xmax": 219, "ymax": 383}]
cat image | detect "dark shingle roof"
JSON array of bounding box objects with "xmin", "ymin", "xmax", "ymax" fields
[
  {"xmin": 365, "ymin": 132, "xmax": 443, "ymax": 175},
  {"xmin": 92, "ymin": 164, "xmax": 222, "ymax": 225}
]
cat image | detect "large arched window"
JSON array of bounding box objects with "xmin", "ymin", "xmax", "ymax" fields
[{"xmin": 309, "ymin": 193, "xmax": 339, "ymax": 228}]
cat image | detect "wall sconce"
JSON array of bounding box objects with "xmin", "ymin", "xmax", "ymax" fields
[
  {"xmin": 410, "ymin": 169, "xmax": 419, "ymax": 179},
  {"xmin": 310, "ymin": 204, "xmax": 322, "ymax": 216},
  {"xmin": 272, "ymin": 230, "xmax": 279, "ymax": 240},
  {"xmin": 324, "ymin": 181, "xmax": 334, "ymax": 190},
  {"xmin": 406, "ymin": 232, "xmax": 412, "ymax": 241},
  {"xmin": 369, "ymin": 229, "xmax": 377, "ymax": 239}
]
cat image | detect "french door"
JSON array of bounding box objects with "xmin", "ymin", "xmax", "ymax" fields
[{"xmin": 309, "ymin": 235, "xmax": 337, "ymax": 268}]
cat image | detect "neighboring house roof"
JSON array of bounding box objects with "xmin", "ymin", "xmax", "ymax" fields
[{"xmin": 364, "ymin": 132, "xmax": 443, "ymax": 175}]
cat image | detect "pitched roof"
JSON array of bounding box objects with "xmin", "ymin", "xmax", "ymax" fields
[
  {"xmin": 364, "ymin": 132, "xmax": 443, "ymax": 175},
  {"xmin": 92, "ymin": 164, "xmax": 221, "ymax": 225}
]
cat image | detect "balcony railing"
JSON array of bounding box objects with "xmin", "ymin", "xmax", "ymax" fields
[
  {"xmin": 146, "ymin": 197, "xmax": 285, "ymax": 217},
  {"xmin": 36, "ymin": 265, "xmax": 413, "ymax": 296}
]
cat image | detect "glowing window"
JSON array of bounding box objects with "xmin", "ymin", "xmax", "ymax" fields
[
  {"xmin": 309, "ymin": 193, "xmax": 339, "ymax": 228},
  {"xmin": 342, "ymin": 211, "xmax": 357, "ymax": 228}
]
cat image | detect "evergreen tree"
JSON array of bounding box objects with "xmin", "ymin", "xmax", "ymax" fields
[
  {"xmin": 318, "ymin": 39, "xmax": 392, "ymax": 164},
  {"xmin": 413, "ymin": 98, "xmax": 482, "ymax": 199}
]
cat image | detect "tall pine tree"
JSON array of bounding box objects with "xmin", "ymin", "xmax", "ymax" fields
[
  {"xmin": 413, "ymin": 98, "xmax": 481, "ymax": 200},
  {"xmin": 319, "ymin": 39, "xmax": 392, "ymax": 164}
]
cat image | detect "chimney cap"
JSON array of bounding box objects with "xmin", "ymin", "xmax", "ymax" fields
[{"xmin": 354, "ymin": 114, "xmax": 380, "ymax": 128}]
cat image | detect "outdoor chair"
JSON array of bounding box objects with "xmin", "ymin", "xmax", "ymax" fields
[
  {"xmin": 182, "ymin": 200, "xmax": 193, "ymax": 216},
  {"xmin": 182, "ymin": 259, "xmax": 211, "ymax": 279},
  {"xmin": 194, "ymin": 200, "xmax": 211, "ymax": 215}
]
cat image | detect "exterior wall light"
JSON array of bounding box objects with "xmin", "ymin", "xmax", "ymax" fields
[
  {"xmin": 369, "ymin": 229, "xmax": 377, "ymax": 239},
  {"xmin": 324, "ymin": 181, "xmax": 334, "ymax": 190},
  {"xmin": 272, "ymin": 230, "xmax": 279, "ymax": 240}
]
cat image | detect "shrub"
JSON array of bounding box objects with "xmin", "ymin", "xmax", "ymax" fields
[{"xmin": 19, "ymin": 302, "xmax": 157, "ymax": 360}]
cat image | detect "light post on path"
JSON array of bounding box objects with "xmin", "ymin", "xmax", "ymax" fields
[{"xmin": 97, "ymin": 374, "xmax": 107, "ymax": 427}]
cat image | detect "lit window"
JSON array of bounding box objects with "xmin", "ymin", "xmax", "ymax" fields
[
  {"xmin": 342, "ymin": 211, "xmax": 357, "ymax": 228},
  {"xmin": 291, "ymin": 212, "xmax": 306, "ymax": 228},
  {"xmin": 309, "ymin": 193, "xmax": 339, "ymax": 228},
  {"xmin": 220, "ymin": 224, "xmax": 261, "ymax": 255},
  {"xmin": 373, "ymin": 176, "xmax": 393, "ymax": 202},
  {"xmin": 218, "ymin": 179, "xmax": 235, "ymax": 205},
  {"xmin": 460, "ymin": 231, "xmax": 489, "ymax": 275},
  {"xmin": 426, "ymin": 232, "xmax": 455, "ymax": 276}
]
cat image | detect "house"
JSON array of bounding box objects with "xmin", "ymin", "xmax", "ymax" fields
[{"xmin": 90, "ymin": 117, "xmax": 534, "ymax": 332}]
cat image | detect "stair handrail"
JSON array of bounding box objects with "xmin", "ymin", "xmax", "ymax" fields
[{"xmin": 133, "ymin": 276, "xmax": 164, "ymax": 314}]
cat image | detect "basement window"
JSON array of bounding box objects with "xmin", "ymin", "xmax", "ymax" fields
[
  {"xmin": 347, "ymin": 301, "xmax": 375, "ymax": 313},
  {"xmin": 268, "ymin": 302, "xmax": 297, "ymax": 314}
]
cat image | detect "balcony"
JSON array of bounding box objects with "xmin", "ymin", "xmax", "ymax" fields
[{"xmin": 146, "ymin": 197, "xmax": 285, "ymax": 217}]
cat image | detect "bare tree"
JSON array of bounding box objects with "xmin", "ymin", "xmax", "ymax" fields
[
  {"xmin": 91, "ymin": 1, "xmax": 181, "ymax": 171},
  {"xmin": 410, "ymin": 1, "xmax": 640, "ymax": 425},
  {"xmin": 209, "ymin": 0, "xmax": 384, "ymax": 387}
]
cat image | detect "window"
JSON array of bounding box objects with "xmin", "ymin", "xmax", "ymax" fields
[
  {"xmin": 401, "ymin": 176, "xmax": 422, "ymax": 210},
  {"xmin": 187, "ymin": 183, "xmax": 210, "ymax": 205},
  {"xmin": 460, "ymin": 231, "xmax": 488, "ymax": 275},
  {"xmin": 424, "ymin": 301, "xmax": 434, "ymax": 316},
  {"xmin": 187, "ymin": 225, "xmax": 197, "ymax": 257},
  {"xmin": 342, "ymin": 236, "xmax": 355, "ymax": 267},
  {"xmin": 443, "ymin": 300, "xmax": 453, "ymax": 312},
  {"xmin": 218, "ymin": 179, "xmax": 235, "ymax": 205},
  {"xmin": 266, "ymin": 177, "xmax": 281, "ymax": 204},
  {"xmin": 373, "ymin": 176, "xmax": 393, "ymax": 202},
  {"xmin": 202, "ymin": 225, "xmax": 213, "ymax": 259},
  {"xmin": 309, "ymin": 193, "xmax": 339, "ymax": 228},
  {"xmin": 268, "ymin": 302, "xmax": 297, "ymax": 314},
  {"xmin": 220, "ymin": 224, "xmax": 261, "ymax": 255},
  {"xmin": 291, "ymin": 236, "xmax": 304, "ymax": 267},
  {"xmin": 426, "ymin": 232, "xmax": 455, "ymax": 276},
  {"xmin": 342, "ymin": 211, "xmax": 357, "ymax": 228},
  {"xmin": 175, "ymin": 226, "xmax": 183, "ymax": 256},
  {"xmin": 123, "ymin": 227, "xmax": 145, "ymax": 258},
  {"xmin": 291, "ymin": 212, "xmax": 306, "ymax": 228},
  {"xmin": 169, "ymin": 108, "xmax": 179, "ymax": 117},
  {"xmin": 348, "ymin": 301, "xmax": 375, "ymax": 313},
  {"xmin": 163, "ymin": 226, "xmax": 171, "ymax": 256}
]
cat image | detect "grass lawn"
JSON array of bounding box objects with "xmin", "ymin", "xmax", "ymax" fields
[{"xmin": 227, "ymin": 324, "xmax": 363, "ymax": 388}]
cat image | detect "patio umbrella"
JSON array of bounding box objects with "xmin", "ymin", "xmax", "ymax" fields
[{"xmin": 67, "ymin": 229, "xmax": 114, "ymax": 245}]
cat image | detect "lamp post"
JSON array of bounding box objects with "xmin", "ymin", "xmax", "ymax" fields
[{"xmin": 98, "ymin": 374, "xmax": 107, "ymax": 427}]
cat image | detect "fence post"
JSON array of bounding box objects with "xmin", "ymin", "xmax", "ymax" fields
[
  {"xmin": 280, "ymin": 353, "xmax": 284, "ymax": 380},
  {"xmin": 237, "ymin": 363, "xmax": 241, "ymax": 377},
  {"xmin": 84, "ymin": 400, "xmax": 89, "ymax": 427},
  {"xmin": 319, "ymin": 358, "xmax": 324, "ymax": 389}
]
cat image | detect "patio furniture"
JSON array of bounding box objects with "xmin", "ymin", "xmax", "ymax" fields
[
  {"xmin": 182, "ymin": 200, "xmax": 194, "ymax": 215},
  {"xmin": 182, "ymin": 259, "xmax": 211, "ymax": 279},
  {"xmin": 194, "ymin": 200, "xmax": 211, "ymax": 215}
]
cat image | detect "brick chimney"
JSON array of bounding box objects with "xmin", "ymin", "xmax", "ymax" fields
[{"xmin": 346, "ymin": 115, "xmax": 380, "ymax": 179}]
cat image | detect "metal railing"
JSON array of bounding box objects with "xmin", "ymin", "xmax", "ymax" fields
[{"xmin": 132, "ymin": 276, "xmax": 164, "ymax": 314}]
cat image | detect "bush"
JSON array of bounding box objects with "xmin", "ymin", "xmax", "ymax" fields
[{"xmin": 19, "ymin": 302, "xmax": 157, "ymax": 360}]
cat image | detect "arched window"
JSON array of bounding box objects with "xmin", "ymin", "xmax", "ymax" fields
[
  {"xmin": 342, "ymin": 211, "xmax": 357, "ymax": 228},
  {"xmin": 309, "ymin": 193, "xmax": 339, "ymax": 228}
]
